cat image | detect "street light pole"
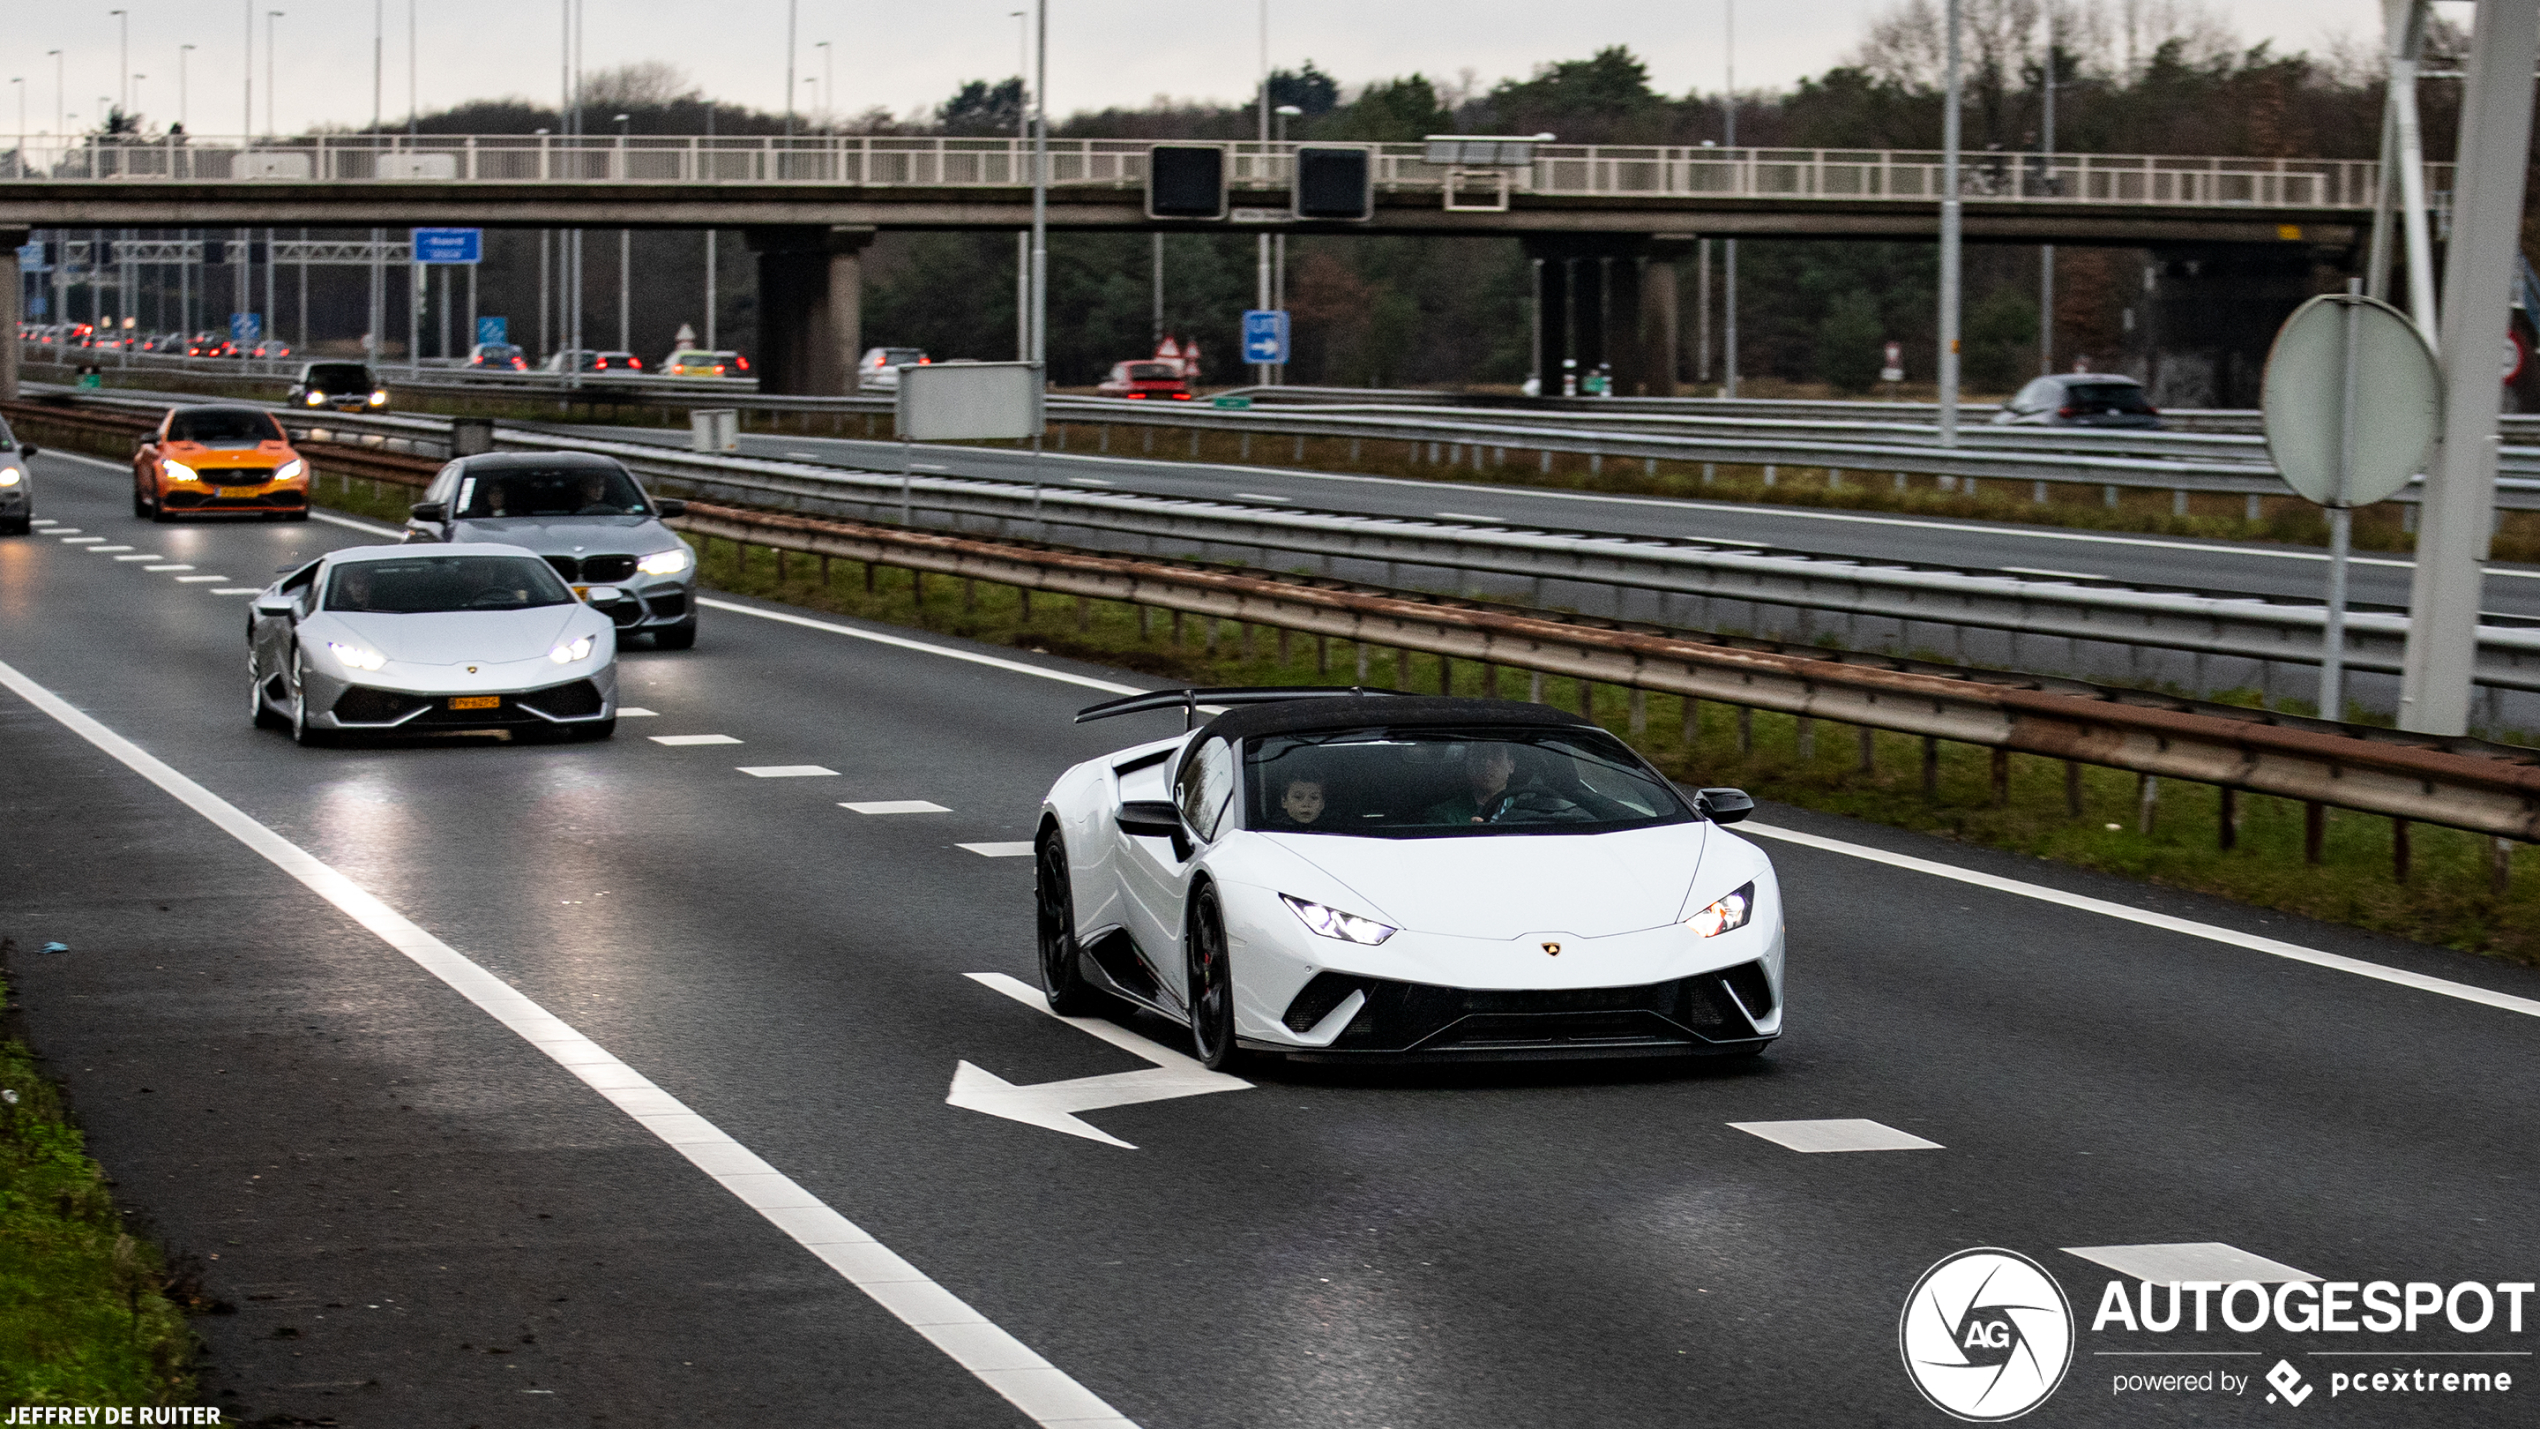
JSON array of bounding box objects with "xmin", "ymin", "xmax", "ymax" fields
[
  {"xmin": 2039, "ymin": 11, "xmax": 2055, "ymax": 376},
  {"xmin": 615, "ymin": 113, "xmax": 631, "ymax": 353},
  {"xmin": 266, "ymin": 12, "xmax": 282, "ymax": 138},
  {"xmin": 179, "ymin": 46, "xmax": 192, "ymax": 129},
  {"xmin": 408, "ymin": 0, "xmax": 418, "ymax": 136},
  {"xmin": 1029, "ymin": 0, "xmax": 1049, "ymax": 518},
  {"xmin": 1938, "ymin": 0, "xmax": 1964, "ymax": 447},
  {"xmin": 1723, "ymin": 0, "xmax": 1738, "ymax": 399},
  {"xmin": 1274, "ymin": 103, "xmax": 1301, "ymax": 363},
  {"xmin": 784, "ymin": 0, "xmax": 797, "ymax": 137},
  {"xmin": 1014, "ymin": 10, "xmax": 1029, "ymax": 361},
  {"xmin": 1256, "ymin": 0, "xmax": 1272, "ymax": 386},
  {"xmin": 111, "ymin": 12, "xmax": 127, "ymax": 117},
  {"xmin": 815, "ymin": 41, "xmax": 831, "ymax": 128},
  {"xmin": 372, "ymin": 0, "xmax": 383, "ymax": 130}
]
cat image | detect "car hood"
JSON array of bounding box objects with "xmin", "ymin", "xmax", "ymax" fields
[
  {"xmin": 1264, "ymin": 820, "xmax": 1710, "ymax": 939},
  {"xmin": 314, "ymin": 606, "xmax": 583, "ymax": 665},
  {"xmin": 446, "ymin": 515, "xmax": 668, "ymax": 554}
]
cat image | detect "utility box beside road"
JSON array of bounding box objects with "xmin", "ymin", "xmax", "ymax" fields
[{"xmin": 690, "ymin": 409, "xmax": 739, "ymax": 453}]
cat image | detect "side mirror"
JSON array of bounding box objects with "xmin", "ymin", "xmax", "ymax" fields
[
  {"xmin": 654, "ymin": 498, "xmax": 688, "ymax": 518},
  {"xmin": 251, "ymin": 596, "xmax": 295, "ymax": 619},
  {"xmin": 1696, "ymin": 788, "xmax": 1755, "ymax": 825},
  {"xmin": 1116, "ymin": 799, "xmax": 1194, "ymax": 861},
  {"xmin": 16, "ymin": 443, "xmax": 33, "ymax": 459},
  {"xmin": 409, "ymin": 500, "xmax": 447, "ymax": 522}
]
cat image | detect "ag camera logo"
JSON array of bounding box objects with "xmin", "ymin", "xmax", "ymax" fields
[{"xmin": 1901, "ymin": 1248, "xmax": 2076, "ymax": 1421}]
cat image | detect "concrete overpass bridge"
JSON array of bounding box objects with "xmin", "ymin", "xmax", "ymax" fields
[{"xmin": 1, "ymin": 134, "xmax": 2413, "ymax": 395}]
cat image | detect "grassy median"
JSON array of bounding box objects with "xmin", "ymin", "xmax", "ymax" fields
[
  {"xmin": 669, "ymin": 533, "xmax": 2540, "ymax": 967},
  {"xmin": 0, "ymin": 962, "xmax": 198, "ymax": 1407}
]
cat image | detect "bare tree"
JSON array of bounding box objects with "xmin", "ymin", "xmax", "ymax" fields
[{"xmin": 578, "ymin": 61, "xmax": 700, "ymax": 111}]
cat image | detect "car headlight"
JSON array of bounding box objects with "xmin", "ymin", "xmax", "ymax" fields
[
  {"xmin": 368, "ymin": 390, "xmax": 389, "ymax": 406},
  {"xmin": 0, "ymin": 467, "xmax": 20, "ymax": 487},
  {"xmin": 548, "ymin": 634, "xmax": 596, "ymax": 665},
  {"xmin": 1279, "ymin": 893, "xmax": 1398, "ymax": 946},
  {"xmin": 1684, "ymin": 882, "xmax": 1755, "ymax": 938},
  {"xmin": 303, "ymin": 390, "xmax": 326, "ymax": 406},
  {"xmin": 275, "ymin": 459, "xmax": 306, "ymax": 481},
  {"xmin": 326, "ymin": 641, "xmax": 387, "ymax": 672},
  {"xmin": 636, "ymin": 545, "xmax": 693, "ymax": 576},
  {"xmin": 162, "ymin": 459, "xmax": 197, "ymax": 483}
]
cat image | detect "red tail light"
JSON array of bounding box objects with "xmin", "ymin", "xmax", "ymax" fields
[
  {"xmin": 735, "ymin": 356, "xmax": 749, "ymax": 371},
  {"xmin": 2057, "ymin": 405, "xmax": 2077, "ymax": 418},
  {"xmin": 1173, "ymin": 392, "xmax": 1191, "ymax": 399}
]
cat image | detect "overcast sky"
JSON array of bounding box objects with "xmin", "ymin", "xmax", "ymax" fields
[{"xmin": 15, "ymin": 0, "xmax": 2396, "ymax": 140}]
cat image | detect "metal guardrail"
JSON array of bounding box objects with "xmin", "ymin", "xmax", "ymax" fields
[
  {"xmin": 21, "ymin": 391, "xmax": 2537, "ymax": 706},
  {"xmin": 667, "ymin": 500, "xmax": 2540, "ymax": 843},
  {"xmin": 5, "ymin": 135, "xmax": 2417, "ymax": 213}
]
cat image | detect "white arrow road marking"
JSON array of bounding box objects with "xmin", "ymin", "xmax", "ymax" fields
[{"xmin": 953, "ymin": 973, "xmax": 1248, "ymax": 1149}]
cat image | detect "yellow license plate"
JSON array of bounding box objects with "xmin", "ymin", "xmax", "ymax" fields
[
  {"xmin": 448, "ymin": 695, "xmax": 501, "ymax": 711},
  {"xmin": 572, "ymin": 586, "xmax": 591, "ymax": 600}
]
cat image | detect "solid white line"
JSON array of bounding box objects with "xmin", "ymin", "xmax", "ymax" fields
[
  {"xmin": 0, "ymin": 654, "xmax": 1139, "ymax": 1429},
  {"xmin": 1740, "ymin": 820, "xmax": 2540, "ymax": 1020},
  {"xmin": 696, "ymin": 597, "xmax": 1142, "ymax": 697}
]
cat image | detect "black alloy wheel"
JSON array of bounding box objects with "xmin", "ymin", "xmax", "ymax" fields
[
  {"xmin": 1036, "ymin": 833, "xmax": 1102, "ymax": 1015},
  {"xmin": 131, "ymin": 487, "xmax": 150, "ymax": 518},
  {"xmin": 1185, "ymin": 883, "xmax": 1239, "ymax": 1070}
]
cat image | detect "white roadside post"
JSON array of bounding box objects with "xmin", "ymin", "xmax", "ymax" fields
[
  {"xmin": 2400, "ymin": 0, "xmax": 2540, "ymax": 735},
  {"xmin": 2262, "ymin": 289, "xmax": 2441, "ymax": 722}
]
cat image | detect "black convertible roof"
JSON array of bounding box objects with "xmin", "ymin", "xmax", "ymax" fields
[
  {"xmin": 1200, "ymin": 695, "xmax": 1596, "ymax": 742},
  {"xmin": 451, "ymin": 449, "xmax": 626, "ymax": 470}
]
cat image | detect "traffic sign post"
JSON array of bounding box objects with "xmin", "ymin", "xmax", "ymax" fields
[
  {"xmin": 2261, "ymin": 286, "xmax": 2442, "ymax": 721},
  {"xmin": 1241, "ymin": 309, "xmax": 1289, "ymax": 366},
  {"xmin": 229, "ymin": 312, "xmax": 262, "ymax": 346},
  {"xmin": 410, "ymin": 228, "xmax": 483, "ymax": 265}
]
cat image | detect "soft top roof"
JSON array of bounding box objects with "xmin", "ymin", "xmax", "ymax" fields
[
  {"xmin": 1197, "ymin": 695, "xmax": 1596, "ymax": 744},
  {"xmin": 450, "ymin": 450, "xmax": 628, "ymax": 471}
]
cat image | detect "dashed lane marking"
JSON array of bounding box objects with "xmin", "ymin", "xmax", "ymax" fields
[
  {"xmin": 617, "ymin": 706, "xmax": 659, "ymax": 717},
  {"xmin": 843, "ymin": 800, "xmax": 951, "ymax": 815},
  {"xmin": 113, "ymin": 553, "xmax": 166, "ymax": 561},
  {"xmin": 211, "ymin": 587, "xmax": 261, "ymax": 595},
  {"xmin": 649, "ymin": 734, "xmax": 742, "ymax": 746},
  {"xmin": 1728, "ymin": 1119, "xmax": 1943, "ymax": 1153},
  {"xmin": 84, "ymin": 545, "xmax": 135, "ymax": 553},
  {"xmin": 1742, "ymin": 821, "xmax": 2540, "ymax": 1022},
  {"xmin": 145, "ymin": 564, "xmax": 195, "ymax": 572},
  {"xmin": 0, "ymin": 654, "xmax": 1141, "ymax": 1429},
  {"xmin": 176, "ymin": 575, "xmax": 231, "ymax": 583},
  {"xmin": 2062, "ymin": 1243, "xmax": 2318, "ymax": 1284},
  {"xmin": 738, "ymin": 765, "xmax": 840, "ymax": 778},
  {"xmin": 959, "ymin": 842, "xmax": 1036, "ymax": 858},
  {"xmin": 58, "ymin": 535, "xmax": 104, "ymax": 543}
]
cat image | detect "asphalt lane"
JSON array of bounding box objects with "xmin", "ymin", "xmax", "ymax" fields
[
  {"xmin": 557, "ymin": 422, "xmax": 2535, "ymax": 618},
  {"xmin": 6, "ymin": 450, "xmax": 2540, "ymax": 1426}
]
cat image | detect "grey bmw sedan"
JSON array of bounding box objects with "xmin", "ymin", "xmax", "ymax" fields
[{"xmin": 403, "ymin": 451, "xmax": 699, "ymax": 648}]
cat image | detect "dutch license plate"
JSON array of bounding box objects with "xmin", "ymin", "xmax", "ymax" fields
[
  {"xmin": 448, "ymin": 695, "xmax": 501, "ymax": 711},
  {"xmin": 573, "ymin": 586, "xmax": 591, "ymax": 600}
]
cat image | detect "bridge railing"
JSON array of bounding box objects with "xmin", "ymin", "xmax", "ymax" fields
[{"xmin": 2, "ymin": 134, "xmax": 2418, "ymax": 210}]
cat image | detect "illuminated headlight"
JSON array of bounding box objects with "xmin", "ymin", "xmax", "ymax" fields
[
  {"xmin": 0, "ymin": 467, "xmax": 20, "ymax": 487},
  {"xmin": 548, "ymin": 634, "xmax": 596, "ymax": 665},
  {"xmin": 1279, "ymin": 893, "xmax": 1397, "ymax": 946},
  {"xmin": 326, "ymin": 641, "xmax": 387, "ymax": 672},
  {"xmin": 275, "ymin": 459, "xmax": 306, "ymax": 481},
  {"xmin": 368, "ymin": 390, "xmax": 389, "ymax": 406},
  {"xmin": 636, "ymin": 545, "xmax": 693, "ymax": 576},
  {"xmin": 303, "ymin": 390, "xmax": 325, "ymax": 406},
  {"xmin": 161, "ymin": 459, "xmax": 198, "ymax": 483},
  {"xmin": 1684, "ymin": 882, "xmax": 1755, "ymax": 938}
]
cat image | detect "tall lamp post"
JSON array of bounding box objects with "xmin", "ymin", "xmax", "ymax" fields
[
  {"xmin": 1937, "ymin": 0, "xmax": 1964, "ymax": 447},
  {"xmin": 783, "ymin": 0, "xmax": 798, "ymax": 137},
  {"xmin": 111, "ymin": 12, "xmax": 128, "ymax": 117},
  {"xmin": 1273, "ymin": 102, "xmax": 1301, "ymax": 364},
  {"xmin": 2039, "ymin": 11, "xmax": 2055, "ymax": 375},
  {"xmin": 1722, "ymin": 0, "xmax": 1738, "ymax": 398},
  {"xmin": 1014, "ymin": 10, "xmax": 1029, "ymax": 361},
  {"xmin": 1255, "ymin": 0, "xmax": 1272, "ymax": 386},
  {"xmin": 615, "ymin": 113, "xmax": 631, "ymax": 354},
  {"xmin": 178, "ymin": 45, "xmax": 193, "ymax": 129},
  {"xmin": 266, "ymin": 12, "xmax": 282, "ymax": 138},
  {"xmin": 815, "ymin": 41, "xmax": 832, "ymax": 128}
]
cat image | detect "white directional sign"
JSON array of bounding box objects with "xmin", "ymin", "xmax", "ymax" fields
[{"xmin": 950, "ymin": 973, "xmax": 1247, "ymax": 1148}]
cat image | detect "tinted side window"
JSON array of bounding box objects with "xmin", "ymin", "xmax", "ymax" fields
[{"xmin": 1175, "ymin": 738, "xmax": 1236, "ymax": 842}]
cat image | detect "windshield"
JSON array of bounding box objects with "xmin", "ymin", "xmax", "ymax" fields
[
  {"xmin": 1126, "ymin": 363, "xmax": 1180, "ymax": 381},
  {"xmin": 879, "ymin": 348, "xmax": 924, "ymax": 365},
  {"xmin": 168, "ymin": 409, "xmax": 283, "ymax": 444},
  {"xmin": 323, "ymin": 555, "xmax": 575, "ymax": 613},
  {"xmin": 305, "ymin": 364, "xmax": 372, "ymax": 390},
  {"xmin": 453, "ymin": 464, "xmax": 650, "ymax": 517},
  {"xmin": 2063, "ymin": 383, "xmax": 2153, "ymax": 415},
  {"xmin": 1243, "ymin": 726, "xmax": 1693, "ymax": 838}
]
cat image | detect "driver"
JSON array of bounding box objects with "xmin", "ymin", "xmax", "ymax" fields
[
  {"xmin": 573, "ymin": 471, "xmax": 616, "ymax": 514},
  {"xmin": 1425, "ymin": 742, "xmax": 1521, "ymax": 825},
  {"xmin": 331, "ymin": 565, "xmax": 373, "ymax": 611}
]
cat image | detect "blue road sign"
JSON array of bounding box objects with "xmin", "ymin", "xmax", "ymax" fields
[
  {"xmin": 412, "ymin": 227, "xmax": 484, "ymax": 265},
  {"xmin": 229, "ymin": 312, "xmax": 262, "ymax": 345},
  {"xmin": 27, "ymin": 295, "xmax": 47, "ymax": 318},
  {"xmin": 1241, "ymin": 309, "xmax": 1290, "ymax": 365},
  {"xmin": 477, "ymin": 315, "xmax": 509, "ymax": 346},
  {"xmin": 16, "ymin": 243, "xmax": 47, "ymax": 273}
]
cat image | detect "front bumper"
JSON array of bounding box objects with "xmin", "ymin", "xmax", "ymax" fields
[
  {"xmin": 163, "ymin": 482, "xmax": 308, "ymax": 512},
  {"xmin": 292, "ymin": 660, "xmax": 618, "ymax": 731}
]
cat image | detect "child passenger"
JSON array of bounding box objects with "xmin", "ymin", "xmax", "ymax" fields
[{"xmin": 1277, "ymin": 776, "xmax": 1327, "ymax": 828}]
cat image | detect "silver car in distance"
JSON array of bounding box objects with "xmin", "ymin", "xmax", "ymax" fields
[{"xmin": 247, "ymin": 544, "xmax": 623, "ymax": 745}]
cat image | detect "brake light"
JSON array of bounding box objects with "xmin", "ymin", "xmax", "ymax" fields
[
  {"xmin": 919, "ymin": 356, "xmax": 930, "ymax": 364},
  {"xmin": 1127, "ymin": 393, "xmax": 1146, "ymax": 399},
  {"xmin": 735, "ymin": 357, "xmax": 748, "ymax": 371},
  {"xmin": 1173, "ymin": 392, "xmax": 1191, "ymax": 399},
  {"xmin": 2057, "ymin": 405, "xmax": 2077, "ymax": 418}
]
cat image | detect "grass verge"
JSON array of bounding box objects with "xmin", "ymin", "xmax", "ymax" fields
[
  {"xmin": 0, "ymin": 955, "xmax": 198, "ymax": 1406},
  {"xmin": 670, "ymin": 533, "xmax": 2540, "ymax": 968}
]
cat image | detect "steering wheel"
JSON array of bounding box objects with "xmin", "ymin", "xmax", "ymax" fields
[
  {"xmin": 1485, "ymin": 789, "xmax": 1585, "ymax": 824},
  {"xmin": 465, "ymin": 588, "xmax": 522, "ymax": 607}
]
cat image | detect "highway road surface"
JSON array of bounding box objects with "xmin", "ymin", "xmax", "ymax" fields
[{"xmin": 5, "ymin": 447, "xmax": 2539, "ymax": 1425}]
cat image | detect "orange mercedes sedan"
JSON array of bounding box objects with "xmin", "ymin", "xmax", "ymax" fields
[{"xmin": 132, "ymin": 405, "xmax": 312, "ymax": 522}]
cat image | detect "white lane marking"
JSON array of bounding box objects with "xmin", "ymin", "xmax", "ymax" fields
[
  {"xmin": 650, "ymin": 733, "xmax": 742, "ymax": 746},
  {"xmin": 145, "ymin": 564, "xmax": 195, "ymax": 572},
  {"xmin": 844, "ymin": 800, "xmax": 951, "ymax": 815},
  {"xmin": 1434, "ymin": 511, "xmax": 1501, "ymax": 523},
  {"xmin": 1742, "ymin": 821, "xmax": 2540, "ymax": 1020},
  {"xmin": 738, "ymin": 765, "xmax": 840, "ymax": 778},
  {"xmin": 959, "ymin": 842, "xmax": 1036, "ymax": 858},
  {"xmin": 1728, "ymin": 1119, "xmax": 1943, "ymax": 1153},
  {"xmin": 176, "ymin": 575, "xmax": 231, "ymax": 583},
  {"xmin": 306, "ymin": 509, "xmax": 407, "ymax": 538},
  {"xmin": 2001, "ymin": 566, "xmax": 2107, "ymax": 581},
  {"xmin": 617, "ymin": 706, "xmax": 660, "ymax": 717},
  {"xmin": 85, "ymin": 545, "xmax": 135, "ymax": 553},
  {"xmin": 0, "ymin": 656, "xmax": 1139, "ymax": 1429},
  {"xmin": 28, "ymin": 519, "xmax": 56, "ymax": 526},
  {"xmin": 1229, "ymin": 492, "xmax": 1292, "ymax": 504},
  {"xmin": 2063, "ymin": 1243, "xmax": 2318, "ymax": 1284},
  {"xmin": 785, "ymin": 451, "xmax": 823, "ymax": 459},
  {"xmin": 114, "ymin": 553, "xmax": 166, "ymax": 562},
  {"xmin": 211, "ymin": 587, "xmax": 261, "ymax": 595},
  {"xmin": 954, "ymin": 974, "xmax": 1247, "ymax": 1149},
  {"xmin": 1068, "ymin": 477, "xmax": 1115, "ymax": 487},
  {"xmin": 59, "ymin": 536, "xmax": 106, "ymax": 544},
  {"xmin": 696, "ymin": 598, "xmax": 1143, "ymax": 697}
]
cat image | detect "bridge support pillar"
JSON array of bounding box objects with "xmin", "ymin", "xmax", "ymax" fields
[
  {"xmin": 1531, "ymin": 255, "xmax": 1569, "ymax": 396},
  {"xmin": 0, "ymin": 228, "xmax": 24, "ymax": 400},
  {"xmin": 2125, "ymin": 243, "xmax": 2317, "ymax": 408},
  {"xmin": 747, "ymin": 226, "xmax": 877, "ymax": 396},
  {"xmin": 1526, "ymin": 237, "xmax": 1687, "ymax": 397}
]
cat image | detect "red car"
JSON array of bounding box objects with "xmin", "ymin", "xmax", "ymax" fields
[{"xmin": 1097, "ymin": 360, "xmax": 1193, "ymax": 400}]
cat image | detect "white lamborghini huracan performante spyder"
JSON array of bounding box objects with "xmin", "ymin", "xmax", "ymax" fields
[{"xmin": 1034, "ymin": 689, "xmax": 1784, "ymax": 1068}]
